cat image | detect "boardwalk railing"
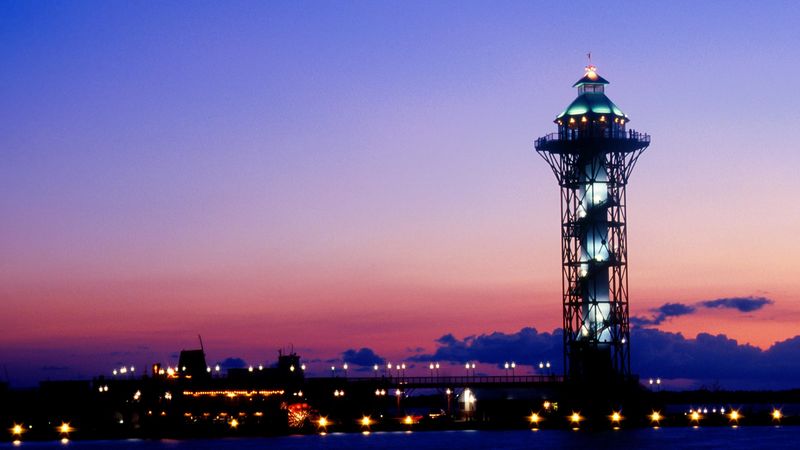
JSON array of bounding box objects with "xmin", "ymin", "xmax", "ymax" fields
[{"xmin": 307, "ymin": 374, "xmax": 563, "ymax": 387}]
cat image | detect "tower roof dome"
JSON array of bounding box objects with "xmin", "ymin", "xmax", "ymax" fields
[{"xmin": 556, "ymin": 65, "xmax": 627, "ymax": 121}]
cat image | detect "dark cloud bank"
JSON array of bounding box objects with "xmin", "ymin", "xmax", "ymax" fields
[{"xmin": 343, "ymin": 296, "xmax": 795, "ymax": 389}]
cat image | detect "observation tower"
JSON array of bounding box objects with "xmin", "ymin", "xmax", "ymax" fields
[{"xmin": 535, "ymin": 65, "xmax": 650, "ymax": 382}]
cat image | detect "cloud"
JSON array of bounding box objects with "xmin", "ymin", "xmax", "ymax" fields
[
  {"xmin": 216, "ymin": 357, "xmax": 247, "ymax": 369},
  {"xmin": 341, "ymin": 348, "xmax": 385, "ymax": 367},
  {"xmin": 632, "ymin": 296, "xmax": 774, "ymax": 327},
  {"xmin": 412, "ymin": 326, "xmax": 800, "ymax": 389},
  {"xmin": 632, "ymin": 302, "xmax": 697, "ymax": 326},
  {"xmin": 699, "ymin": 296, "xmax": 774, "ymax": 312},
  {"xmin": 411, "ymin": 327, "xmax": 562, "ymax": 370}
]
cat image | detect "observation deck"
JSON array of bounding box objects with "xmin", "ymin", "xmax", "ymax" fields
[{"xmin": 535, "ymin": 129, "xmax": 650, "ymax": 155}]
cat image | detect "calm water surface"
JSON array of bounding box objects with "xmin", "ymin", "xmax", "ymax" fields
[{"xmin": 3, "ymin": 427, "xmax": 797, "ymax": 449}]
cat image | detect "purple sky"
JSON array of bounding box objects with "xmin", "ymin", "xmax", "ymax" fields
[{"xmin": 2, "ymin": 1, "xmax": 800, "ymax": 388}]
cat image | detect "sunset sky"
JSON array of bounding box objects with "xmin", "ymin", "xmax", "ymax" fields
[{"xmin": 2, "ymin": 1, "xmax": 800, "ymax": 388}]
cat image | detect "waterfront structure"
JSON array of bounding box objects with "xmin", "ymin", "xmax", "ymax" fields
[{"xmin": 535, "ymin": 65, "xmax": 650, "ymax": 381}]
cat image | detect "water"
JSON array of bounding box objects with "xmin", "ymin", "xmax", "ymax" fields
[{"xmin": 3, "ymin": 427, "xmax": 797, "ymax": 449}]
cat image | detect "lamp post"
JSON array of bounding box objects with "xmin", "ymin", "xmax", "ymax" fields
[
  {"xmin": 331, "ymin": 365, "xmax": 336, "ymax": 378},
  {"xmin": 343, "ymin": 363, "xmax": 348, "ymax": 378},
  {"xmin": 511, "ymin": 361, "xmax": 516, "ymax": 377},
  {"xmin": 374, "ymin": 364, "xmax": 379, "ymax": 378}
]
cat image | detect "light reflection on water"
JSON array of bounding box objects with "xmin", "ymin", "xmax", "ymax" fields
[{"xmin": 1, "ymin": 427, "xmax": 797, "ymax": 449}]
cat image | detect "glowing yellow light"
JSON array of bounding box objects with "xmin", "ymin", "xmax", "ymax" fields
[
  {"xmin": 318, "ymin": 417, "xmax": 329, "ymax": 428},
  {"xmin": 543, "ymin": 401, "xmax": 551, "ymax": 409},
  {"xmin": 404, "ymin": 415, "xmax": 414, "ymax": 425},
  {"xmin": 581, "ymin": 116, "xmax": 587, "ymax": 123},
  {"xmin": 58, "ymin": 423, "xmax": 73, "ymax": 434},
  {"xmin": 361, "ymin": 416, "xmax": 372, "ymax": 427},
  {"xmin": 529, "ymin": 413, "xmax": 540, "ymax": 425},
  {"xmin": 11, "ymin": 424, "xmax": 24, "ymax": 436},
  {"xmin": 690, "ymin": 411, "xmax": 701, "ymax": 422},
  {"xmin": 650, "ymin": 411, "xmax": 662, "ymax": 422},
  {"xmin": 570, "ymin": 412, "xmax": 582, "ymax": 424},
  {"xmin": 600, "ymin": 116, "xmax": 606, "ymax": 122},
  {"xmin": 13, "ymin": 439, "xmax": 21, "ymax": 447},
  {"xmin": 611, "ymin": 412, "xmax": 622, "ymax": 423},
  {"xmin": 61, "ymin": 437, "xmax": 69, "ymax": 445},
  {"xmin": 229, "ymin": 419, "xmax": 239, "ymax": 429},
  {"xmin": 772, "ymin": 409, "xmax": 782, "ymax": 420},
  {"xmin": 729, "ymin": 410, "xmax": 740, "ymax": 421},
  {"xmin": 569, "ymin": 118, "xmax": 575, "ymax": 124}
]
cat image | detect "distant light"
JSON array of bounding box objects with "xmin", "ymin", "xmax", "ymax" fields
[
  {"xmin": 318, "ymin": 417, "xmax": 329, "ymax": 428},
  {"xmin": 570, "ymin": 412, "xmax": 582, "ymax": 424},
  {"xmin": 650, "ymin": 411, "xmax": 662, "ymax": 423},
  {"xmin": 112, "ymin": 369, "xmax": 118, "ymax": 376},
  {"xmin": 61, "ymin": 437, "xmax": 69, "ymax": 445},
  {"xmin": 290, "ymin": 365, "xmax": 295, "ymax": 372},
  {"xmin": 11, "ymin": 424, "xmax": 24, "ymax": 436},
  {"xmin": 248, "ymin": 366, "xmax": 254, "ymax": 372},
  {"xmin": 58, "ymin": 423, "xmax": 73, "ymax": 434},
  {"xmin": 301, "ymin": 364, "xmax": 306, "ymax": 371},
  {"xmin": 396, "ymin": 389, "xmax": 402, "ymax": 397},
  {"xmin": 375, "ymin": 364, "xmax": 380, "ymax": 371},
  {"xmin": 772, "ymin": 409, "xmax": 783, "ymax": 420},
  {"xmin": 343, "ymin": 363, "xmax": 348, "ymax": 370},
  {"xmin": 690, "ymin": 411, "xmax": 701, "ymax": 422},
  {"xmin": 229, "ymin": 419, "xmax": 239, "ymax": 429},
  {"xmin": 206, "ymin": 367, "xmax": 211, "ymax": 373},
  {"xmin": 729, "ymin": 410, "xmax": 740, "ymax": 422},
  {"xmin": 404, "ymin": 415, "xmax": 414, "ymax": 425},
  {"xmin": 215, "ymin": 365, "xmax": 220, "ymax": 372},
  {"xmin": 361, "ymin": 416, "xmax": 372, "ymax": 427},
  {"xmin": 511, "ymin": 362, "xmax": 516, "ymax": 368},
  {"xmin": 529, "ymin": 413, "xmax": 541, "ymax": 425},
  {"xmin": 543, "ymin": 401, "xmax": 551, "ymax": 409},
  {"xmin": 258, "ymin": 365, "xmax": 263, "ymax": 371},
  {"xmin": 611, "ymin": 412, "xmax": 622, "ymax": 423}
]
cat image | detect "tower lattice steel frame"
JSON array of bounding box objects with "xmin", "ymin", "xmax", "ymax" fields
[{"xmin": 535, "ymin": 66, "xmax": 650, "ymax": 381}]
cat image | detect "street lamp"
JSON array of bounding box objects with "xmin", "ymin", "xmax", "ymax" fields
[
  {"xmin": 374, "ymin": 364, "xmax": 379, "ymax": 377},
  {"xmin": 343, "ymin": 363, "xmax": 348, "ymax": 377},
  {"xmin": 511, "ymin": 361, "xmax": 516, "ymax": 377},
  {"xmin": 331, "ymin": 366, "xmax": 336, "ymax": 377}
]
